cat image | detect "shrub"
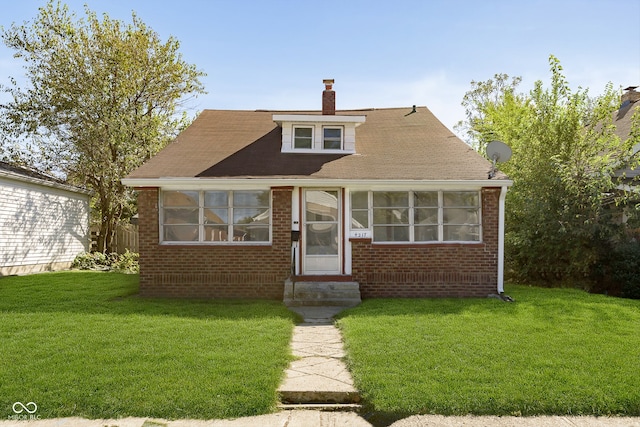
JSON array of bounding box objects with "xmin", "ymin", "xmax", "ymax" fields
[
  {"xmin": 111, "ymin": 250, "xmax": 139, "ymax": 274},
  {"xmin": 610, "ymin": 243, "xmax": 640, "ymax": 299},
  {"xmin": 71, "ymin": 252, "xmax": 111, "ymax": 271},
  {"xmin": 592, "ymin": 242, "xmax": 640, "ymax": 299},
  {"xmin": 72, "ymin": 251, "xmax": 139, "ymax": 274}
]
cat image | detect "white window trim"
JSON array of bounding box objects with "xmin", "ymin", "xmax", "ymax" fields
[
  {"xmin": 349, "ymin": 191, "xmax": 370, "ymax": 232},
  {"xmin": 159, "ymin": 190, "xmax": 272, "ymax": 245},
  {"xmin": 293, "ymin": 125, "xmax": 315, "ymax": 150},
  {"xmin": 349, "ymin": 190, "xmax": 482, "ymax": 244},
  {"xmin": 278, "ymin": 118, "xmax": 361, "ymax": 154}
]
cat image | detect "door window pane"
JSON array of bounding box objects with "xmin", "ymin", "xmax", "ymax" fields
[
  {"xmin": 306, "ymin": 223, "xmax": 338, "ymax": 254},
  {"xmin": 306, "ymin": 191, "xmax": 338, "ymax": 221}
]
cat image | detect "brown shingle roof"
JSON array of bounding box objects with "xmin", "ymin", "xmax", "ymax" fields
[
  {"xmin": 613, "ymin": 101, "xmax": 640, "ymax": 180},
  {"xmin": 614, "ymin": 101, "xmax": 639, "ymax": 143},
  {"xmin": 127, "ymin": 107, "xmax": 505, "ymax": 181}
]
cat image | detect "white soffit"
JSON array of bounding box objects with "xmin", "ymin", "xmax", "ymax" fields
[{"xmin": 272, "ymin": 114, "xmax": 366, "ymax": 126}]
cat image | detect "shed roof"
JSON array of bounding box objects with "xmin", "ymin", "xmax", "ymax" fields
[
  {"xmin": 0, "ymin": 161, "xmax": 92, "ymax": 196},
  {"xmin": 127, "ymin": 107, "xmax": 508, "ymax": 182}
]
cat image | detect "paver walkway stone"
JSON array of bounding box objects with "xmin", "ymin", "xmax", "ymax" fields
[{"xmin": 279, "ymin": 307, "xmax": 360, "ymax": 405}]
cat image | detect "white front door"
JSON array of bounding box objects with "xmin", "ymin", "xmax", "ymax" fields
[{"xmin": 303, "ymin": 189, "xmax": 341, "ymax": 274}]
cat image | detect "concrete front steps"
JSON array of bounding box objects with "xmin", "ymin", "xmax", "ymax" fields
[{"xmin": 283, "ymin": 279, "xmax": 361, "ymax": 307}]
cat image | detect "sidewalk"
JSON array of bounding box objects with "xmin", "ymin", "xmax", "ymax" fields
[
  {"xmin": 3, "ymin": 413, "xmax": 640, "ymax": 427},
  {"xmin": 0, "ymin": 411, "xmax": 370, "ymax": 427}
]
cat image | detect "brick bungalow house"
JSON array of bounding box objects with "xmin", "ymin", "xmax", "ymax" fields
[{"xmin": 123, "ymin": 80, "xmax": 512, "ymax": 301}]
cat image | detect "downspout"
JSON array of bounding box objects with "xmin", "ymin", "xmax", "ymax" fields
[{"xmin": 497, "ymin": 185, "xmax": 508, "ymax": 294}]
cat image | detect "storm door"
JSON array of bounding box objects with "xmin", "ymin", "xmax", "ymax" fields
[{"xmin": 302, "ymin": 189, "xmax": 341, "ymax": 274}]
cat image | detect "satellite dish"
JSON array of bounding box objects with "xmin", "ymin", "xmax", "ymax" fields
[
  {"xmin": 486, "ymin": 140, "xmax": 512, "ymax": 163},
  {"xmin": 486, "ymin": 140, "xmax": 511, "ymax": 179}
]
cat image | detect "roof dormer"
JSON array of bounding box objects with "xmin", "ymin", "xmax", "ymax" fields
[{"xmin": 273, "ymin": 80, "xmax": 366, "ymax": 154}]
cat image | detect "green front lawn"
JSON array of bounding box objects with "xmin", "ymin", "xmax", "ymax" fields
[
  {"xmin": 337, "ymin": 286, "xmax": 640, "ymax": 416},
  {"xmin": 0, "ymin": 272, "xmax": 297, "ymax": 420}
]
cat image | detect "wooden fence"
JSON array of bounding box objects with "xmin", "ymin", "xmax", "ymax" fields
[{"xmin": 91, "ymin": 223, "xmax": 139, "ymax": 254}]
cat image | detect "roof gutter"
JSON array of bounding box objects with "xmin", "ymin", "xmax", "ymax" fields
[
  {"xmin": 122, "ymin": 177, "xmax": 513, "ymax": 190},
  {"xmin": 0, "ymin": 169, "xmax": 93, "ymax": 196}
]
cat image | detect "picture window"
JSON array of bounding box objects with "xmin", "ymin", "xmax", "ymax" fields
[
  {"xmin": 161, "ymin": 190, "xmax": 270, "ymax": 243},
  {"xmin": 350, "ymin": 190, "xmax": 481, "ymax": 243}
]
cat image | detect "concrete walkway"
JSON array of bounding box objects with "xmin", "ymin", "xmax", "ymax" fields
[
  {"xmin": 278, "ymin": 306, "xmax": 360, "ymax": 405},
  {"xmin": 0, "ymin": 411, "xmax": 372, "ymax": 427}
]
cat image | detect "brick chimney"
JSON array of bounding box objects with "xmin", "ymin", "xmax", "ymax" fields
[
  {"xmin": 621, "ymin": 86, "xmax": 640, "ymax": 106},
  {"xmin": 322, "ymin": 79, "xmax": 335, "ymax": 115}
]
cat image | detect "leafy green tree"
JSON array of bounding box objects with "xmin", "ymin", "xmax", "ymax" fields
[
  {"xmin": 0, "ymin": 1, "xmax": 206, "ymax": 252},
  {"xmin": 457, "ymin": 55, "xmax": 640, "ymax": 285}
]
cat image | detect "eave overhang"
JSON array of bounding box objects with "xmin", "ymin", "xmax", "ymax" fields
[
  {"xmin": 272, "ymin": 114, "xmax": 366, "ymax": 126},
  {"xmin": 0, "ymin": 169, "xmax": 93, "ymax": 196},
  {"xmin": 122, "ymin": 177, "xmax": 513, "ymax": 190}
]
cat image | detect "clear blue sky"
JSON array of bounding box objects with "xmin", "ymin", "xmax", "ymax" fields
[{"xmin": 1, "ymin": 0, "xmax": 639, "ymax": 132}]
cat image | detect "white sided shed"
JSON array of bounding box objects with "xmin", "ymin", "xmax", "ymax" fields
[{"xmin": 0, "ymin": 162, "xmax": 91, "ymax": 275}]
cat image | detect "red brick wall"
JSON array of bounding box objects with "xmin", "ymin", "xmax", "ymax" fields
[
  {"xmin": 136, "ymin": 187, "xmax": 292, "ymax": 299},
  {"xmin": 351, "ymin": 188, "xmax": 501, "ymax": 298},
  {"xmin": 136, "ymin": 186, "xmax": 502, "ymax": 299}
]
